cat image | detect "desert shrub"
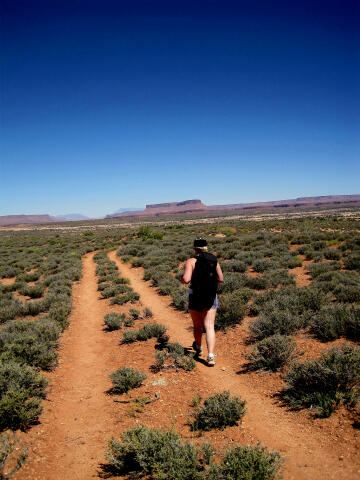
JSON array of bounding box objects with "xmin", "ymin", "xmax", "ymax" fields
[
  {"xmin": 206, "ymin": 444, "xmax": 282, "ymax": 480},
  {"xmin": 152, "ymin": 341, "xmax": 196, "ymax": 372},
  {"xmin": 313, "ymin": 240, "xmax": 327, "ymax": 250},
  {"xmin": 313, "ymin": 270, "xmax": 360, "ymax": 299},
  {"xmin": 297, "ymin": 287, "xmax": 325, "ymax": 315},
  {"xmin": 0, "ymin": 297, "xmax": 23, "ymax": 324},
  {"xmin": 143, "ymin": 265, "xmax": 170, "ymax": 282},
  {"xmin": 323, "ymin": 249, "xmax": 341, "ymax": 260},
  {"xmin": 110, "ymin": 292, "xmax": 140, "ymax": 305},
  {"xmin": 326, "ymin": 239, "xmax": 340, "ymax": 247},
  {"xmin": 307, "ymin": 261, "xmax": 341, "ymax": 278},
  {"xmin": 106, "ymin": 425, "xmax": 203, "ymax": 480},
  {"xmin": 0, "ymin": 432, "xmax": 28, "ymax": 479},
  {"xmin": 250, "ymin": 286, "xmax": 325, "ymax": 328},
  {"xmin": 0, "ymin": 283, "xmax": 20, "ymax": 295},
  {"xmin": 334, "ymin": 285, "xmax": 360, "ymax": 303},
  {"xmin": 192, "ymin": 391, "xmax": 246, "ymax": 431},
  {"xmin": 113, "ymin": 277, "xmax": 131, "ymax": 285},
  {"xmin": 245, "ymin": 276, "xmax": 269, "ymax": 290},
  {"xmin": 166, "ymin": 342, "xmax": 185, "ymax": 355},
  {"xmin": 263, "ymin": 269, "xmax": 296, "ymax": 288},
  {"xmin": 122, "ymin": 324, "xmax": 167, "ymax": 343},
  {"xmin": 137, "ymin": 225, "xmax": 164, "ymax": 241},
  {"xmin": 313, "ymin": 252, "xmax": 326, "ymax": 263},
  {"xmin": 280, "ymin": 255, "xmax": 302, "ymax": 269},
  {"xmin": 101, "ymin": 285, "xmax": 132, "ymax": 298},
  {"xmin": 0, "ymin": 362, "xmax": 48, "ymax": 431},
  {"xmin": 250, "ymin": 310, "xmax": 303, "ymax": 341},
  {"xmin": 344, "ymin": 307, "xmax": 360, "ymax": 342},
  {"xmin": 282, "ymin": 343, "xmax": 360, "ymax": 417},
  {"xmin": 216, "ymin": 292, "xmax": 248, "ymax": 331},
  {"xmin": 118, "ymin": 244, "xmax": 144, "ymax": 257},
  {"xmin": 47, "ymin": 301, "xmax": 71, "ymax": 330},
  {"xmin": 153, "ymin": 350, "xmax": 196, "ymax": 372},
  {"xmin": 233, "ymin": 252, "xmax": 255, "ymax": 265},
  {"xmin": 97, "ymin": 282, "xmax": 111, "ymax": 292},
  {"xmin": 0, "ymin": 267, "xmax": 18, "ymax": 278},
  {"xmin": 132, "ymin": 258, "xmax": 144, "ymax": 267},
  {"xmin": 344, "ymin": 254, "xmax": 360, "ymax": 271},
  {"xmin": 221, "ymin": 260, "xmax": 247, "ymax": 273},
  {"xmin": 157, "ymin": 277, "xmax": 178, "ymax": 296},
  {"xmin": 123, "ymin": 317, "xmax": 135, "ymax": 327},
  {"xmin": 143, "ymin": 307, "xmax": 153, "ymax": 317},
  {"xmin": 219, "ymin": 273, "xmax": 246, "ymax": 294},
  {"xmin": 18, "ymin": 283, "xmax": 45, "ymax": 299},
  {"xmin": 129, "ymin": 309, "xmax": 140, "ymax": 319},
  {"xmin": 294, "ymin": 245, "xmax": 310, "ymax": 255},
  {"xmin": 109, "ymin": 367, "xmax": 147, "ymax": 394},
  {"xmin": 171, "ymin": 287, "xmax": 188, "ymax": 311},
  {"xmin": 0, "ymin": 319, "xmax": 60, "ymax": 370},
  {"xmin": 252, "ymin": 259, "xmax": 274, "ymax": 273},
  {"xmin": 246, "ymin": 335, "xmax": 297, "ymax": 371},
  {"xmin": 303, "ymin": 247, "xmax": 315, "ymax": 260},
  {"xmin": 121, "ymin": 330, "xmax": 138, "ymax": 343},
  {"xmin": 22, "ymin": 298, "xmax": 48, "ymax": 317},
  {"xmin": 310, "ymin": 305, "xmax": 360, "ymax": 342},
  {"xmin": 104, "ymin": 313, "xmax": 125, "ymax": 331}
]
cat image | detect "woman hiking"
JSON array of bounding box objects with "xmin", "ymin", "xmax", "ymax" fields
[{"xmin": 182, "ymin": 238, "xmax": 223, "ymax": 366}]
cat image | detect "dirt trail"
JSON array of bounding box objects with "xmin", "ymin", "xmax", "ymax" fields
[
  {"xmin": 16, "ymin": 252, "xmax": 123, "ymax": 480},
  {"xmin": 109, "ymin": 251, "xmax": 360, "ymax": 480}
]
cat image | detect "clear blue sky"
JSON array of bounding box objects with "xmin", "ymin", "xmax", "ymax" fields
[{"xmin": 1, "ymin": 0, "xmax": 359, "ymax": 217}]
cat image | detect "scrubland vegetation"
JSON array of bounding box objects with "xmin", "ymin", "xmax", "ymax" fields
[
  {"xmin": 1, "ymin": 211, "xmax": 359, "ymax": 477},
  {"xmin": 116, "ymin": 218, "xmax": 360, "ymax": 419},
  {"xmin": 106, "ymin": 425, "xmax": 281, "ymax": 480}
]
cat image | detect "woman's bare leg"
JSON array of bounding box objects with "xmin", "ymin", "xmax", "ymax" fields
[
  {"xmin": 190, "ymin": 309, "xmax": 204, "ymax": 347},
  {"xmin": 203, "ymin": 308, "xmax": 216, "ymax": 355}
]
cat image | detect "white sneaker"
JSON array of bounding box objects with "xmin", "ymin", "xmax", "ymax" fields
[{"xmin": 207, "ymin": 354, "xmax": 216, "ymax": 366}]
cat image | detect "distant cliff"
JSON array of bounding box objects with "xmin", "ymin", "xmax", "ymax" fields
[
  {"xmin": 107, "ymin": 199, "xmax": 207, "ymax": 218},
  {"xmin": 106, "ymin": 195, "xmax": 360, "ymax": 219}
]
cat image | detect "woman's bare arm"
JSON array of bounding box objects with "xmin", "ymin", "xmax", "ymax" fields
[
  {"xmin": 216, "ymin": 263, "xmax": 224, "ymax": 283},
  {"xmin": 182, "ymin": 258, "xmax": 194, "ymax": 284}
]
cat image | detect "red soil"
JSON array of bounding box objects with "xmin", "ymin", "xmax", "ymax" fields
[
  {"xmin": 0, "ymin": 277, "xmax": 16, "ymax": 285},
  {"xmin": 246, "ymin": 267, "xmax": 263, "ymax": 278},
  {"xmin": 13, "ymin": 251, "xmax": 360, "ymax": 480},
  {"xmin": 290, "ymin": 263, "xmax": 312, "ymax": 287}
]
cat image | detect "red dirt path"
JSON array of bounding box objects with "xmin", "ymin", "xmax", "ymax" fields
[{"xmin": 16, "ymin": 252, "xmax": 125, "ymax": 480}]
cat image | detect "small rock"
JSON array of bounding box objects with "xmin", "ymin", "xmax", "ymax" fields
[
  {"xmin": 152, "ymin": 377, "xmax": 167, "ymax": 386},
  {"xmin": 339, "ymin": 455, "xmax": 344, "ymax": 461},
  {"xmin": 221, "ymin": 367, "xmax": 226, "ymax": 371}
]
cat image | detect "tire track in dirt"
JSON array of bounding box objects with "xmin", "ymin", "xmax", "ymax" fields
[
  {"xmin": 109, "ymin": 250, "xmax": 360, "ymax": 480},
  {"xmin": 15, "ymin": 252, "xmax": 124, "ymax": 480}
]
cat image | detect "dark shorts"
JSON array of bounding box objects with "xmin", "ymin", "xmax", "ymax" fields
[{"xmin": 188, "ymin": 289, "xmax": 218, "ymax": 312}]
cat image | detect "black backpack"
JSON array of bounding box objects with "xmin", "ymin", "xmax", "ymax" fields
[{"xmin": 190, "ymin": 252, "xmax": 218, "ymax": 308}]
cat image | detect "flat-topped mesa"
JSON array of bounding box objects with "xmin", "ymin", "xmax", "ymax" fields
[
  {"xmin": 145, "ymin": 199, "xmax": 204, "ymax": 210},
  {"xmin": 106, "ymin": 194, "xmax": 360, "ymax": 219}
]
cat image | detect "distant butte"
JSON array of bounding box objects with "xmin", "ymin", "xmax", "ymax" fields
[
  {"xmin": 2, "ymin": 195, "xmax": 360, "ymax": 227},
  {"xmin": 106, "ymin": 194, "xmax": 360, "ymax": 218}
]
